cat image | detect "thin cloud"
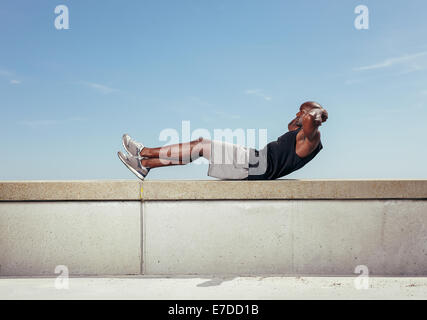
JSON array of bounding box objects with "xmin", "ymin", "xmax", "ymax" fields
[
  {"xmin": 17, "ymin": 120, "xmax": 60, "ymax": 128},
  {"xmin": 0, "ymin": 68, "xmax": 22, "ymax": 84},
  {"xmin": 245, "ymin": 89, "xmax": 272, "ymax": 101},
  {"xmin": 81, "ymin": 81, "xmax": 118, "ymax": 94},
  {"xmin": 18, "ymin": 117, "xmax": 88, "ymax": 128},
  {"xmin": 354, "ymin": 51, "xmax": 427, "ymax": 71},
  {"xmin": 0, "ymin": 69, "xmax": 13, "ymax": 77},
  {"xmin": 398, "ymin": 63, "xmax": 427, "ymax": 75}
]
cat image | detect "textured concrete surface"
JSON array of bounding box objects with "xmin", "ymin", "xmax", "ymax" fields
[
  {"xmin": 144, "ymin": 200, "xmax": 427, "ymax": 275},
  {"xmin": 1, "ymin": 179, "xmax": 427, "ymax": 201},
  {"xmin": 1, "ymin": 276, "xmax": 426, "ymax": 300},
  {"xmin": 0, "ymin": 202, "xmax": 141, "ymax": 276},
  {"xmin": 0, "ymin": 180, "xmax": 141, "ymax": 201},
  {"xmin": 141, "ymin": 179, "xmax": 427, "ymax": 200}
]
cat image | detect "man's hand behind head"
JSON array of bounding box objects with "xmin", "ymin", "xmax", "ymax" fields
[{"xmin": 307, "ymin": 108, "xmax": 328, "ymax": 126}]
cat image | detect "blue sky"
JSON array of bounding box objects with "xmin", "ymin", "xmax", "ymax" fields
[{"xmin": 1, "ymin": 0, "xmax": 426, "ymax": 180}]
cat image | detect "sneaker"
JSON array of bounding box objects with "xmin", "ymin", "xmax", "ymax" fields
[
  {"xmin": 117, "ymin": 151, "xmax": 150, "ymax": 180},
  {"xmin": 122, "ymin": 134, "xmax": 145, "ymax": 158}
]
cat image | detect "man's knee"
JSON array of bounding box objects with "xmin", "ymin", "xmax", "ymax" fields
[
  {"xmin": 199, "ymin": 137, "xmax": 211, "ymax": 157},
  {"xmin": 191, "ymin": 137, "xmax": 210, "ymax": 159}
]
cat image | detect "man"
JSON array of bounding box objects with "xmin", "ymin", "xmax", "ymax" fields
[{"xmin": 118, "ymin": 101, "xmax": 328, "ymax": 180}]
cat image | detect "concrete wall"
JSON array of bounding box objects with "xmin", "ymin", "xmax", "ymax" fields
[
  {"xmin": 1, "ymin": 180, "xmax": 426, "ymax": 276},
  {"xmin": 0, "ymin": 201, "xmax": 141, "ymax": 276},
  {"xmin": 143, "ymin": 200, "xmax": 427, "ymax": 275}
]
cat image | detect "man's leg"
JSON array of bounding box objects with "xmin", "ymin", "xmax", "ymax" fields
[
  {"xmin": 140, "ymin": 158, "xmax": 183, "ymax": 169},
  {"xmin": 140, "ymin": 137, "xmax": 211, "ymax": 168}
]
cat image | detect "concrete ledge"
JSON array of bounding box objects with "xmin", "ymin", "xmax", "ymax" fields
[
  {"xmin": 1, "ymin": 179, "xmax": 426, "ymax": 201},
  {"xmin": 141, "ymin": 179, "xmax": 427, "ymax": 200},
  {"xmin": 0, "ymin": 180, "xmax": 141, "ymax": 201}
]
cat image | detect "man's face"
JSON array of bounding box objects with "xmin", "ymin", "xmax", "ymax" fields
[{"xmin": 295, "ymin": 107, "xmax": 309, "ymax": 127}]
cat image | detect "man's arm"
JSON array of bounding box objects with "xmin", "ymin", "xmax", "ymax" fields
[
  {"xmin": 302, "ymin": 114, "xmax": 320, "ymax": 141},
  {"xmin": 288, "ymin": 117, "xmax": 299, "ymax": 131},
  {"xmin": 302, "ymin": 109, "xmax": 327, "ymax": 141}
]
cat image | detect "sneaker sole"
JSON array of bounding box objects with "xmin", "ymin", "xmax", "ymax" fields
[{"xmin": 117, "ymin": 152, "xmax": 146, "ymax": 180}]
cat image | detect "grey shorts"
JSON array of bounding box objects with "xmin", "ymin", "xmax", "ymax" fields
[{"xmin": 207, "ymin": 140, "xmax": 250, "ymax": 180}]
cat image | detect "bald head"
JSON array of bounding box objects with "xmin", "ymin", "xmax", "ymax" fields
[{"xmin": 300, "ymin": 101, "xmax": 323, "ymax": 112}]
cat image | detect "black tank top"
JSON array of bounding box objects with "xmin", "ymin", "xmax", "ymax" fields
[{"xmin": 247, "ymin": 127, "xmax": 323, "ymax": 180}]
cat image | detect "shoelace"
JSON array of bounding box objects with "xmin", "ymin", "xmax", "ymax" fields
[{"xmin": 126, "ymin": 137, "xmax": 144, "ymax": 158}]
